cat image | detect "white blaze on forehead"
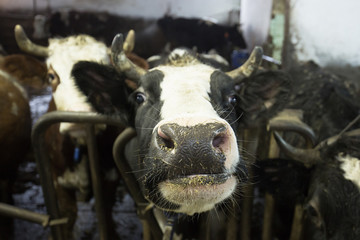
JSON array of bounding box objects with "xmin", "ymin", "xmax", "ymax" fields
[
  {"xmin": 156, "ymin": 63, "xmax": 218, "ymax": 121},
  {"xmin": 338, "ymin": 153, "xmax": 360, "ymax": 190},
  {"xmin": 46, "ymin": 35, "xmax": 110, "ymax": 112}
]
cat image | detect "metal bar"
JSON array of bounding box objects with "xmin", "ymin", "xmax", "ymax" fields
[
  {"xmin": 226, "ymin": 204, "xmax": 239, "ymax": 240},
  {"xmin": 32, "ymin": 112, "xmax": 163, "ymax": 239},
  {"xmin": 32, "ymin": 116, "xmax": 64, "ymax": 240},
  {"xmin": 32, "ymin": 111, "xmax": 127, "ymax": 240},
  {"xmin": 240, "ymin": 182, "xmax": 254, "ymax": 240},
  {"xmin": 262, "ymin": 193, "xmax": 275, "ymax": 240},
  {"xmin": 0, "ymin": 202, "xmax": 68, "ymax": 227},
  {"xmin": 262, "ymin": 133, "xmax": 280, "ymax": 240},
  {"xmin": 112, "ymin": 127, "xmax": 163, "ymax": 239},
  {"xmin": 0, "ymin": 202, "xmax": 50, "ymax": 227},
  {"xmin": 239, "ymin": 128, "xmax": 260, "ymax": 240},
  {"xmin": 86, "ymin": 124, "xmax": 108, "ymax": 240},
  {"xmin": 289, "ymin": 204, "xmax": 304, "ymax": 240}
]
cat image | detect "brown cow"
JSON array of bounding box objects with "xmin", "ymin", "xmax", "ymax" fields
[
  {"xmin": 0, "ymin": 53, "xmax": 47, "ymax": 239},
  {"xmin": 15, "ymin": 25, "xmax": 147, "ymax": 239}
]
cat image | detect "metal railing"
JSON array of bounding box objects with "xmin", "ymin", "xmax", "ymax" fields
[
  {"xmin": 29, "ymin": 110, "xmax": 318, "ymax": 240},
  {"xmin": 31, "ymin": 111, "xmax": 162, "ymax": 240}
]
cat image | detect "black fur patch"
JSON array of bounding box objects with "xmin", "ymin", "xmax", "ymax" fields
[{"xmin": 72, "ymin": 61, "xmax": 133, "ymax": 122}]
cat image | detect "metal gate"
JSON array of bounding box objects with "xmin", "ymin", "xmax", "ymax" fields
[{"xmin": 27, "ymin": 110, "xmax": 315, "ymax": 240}]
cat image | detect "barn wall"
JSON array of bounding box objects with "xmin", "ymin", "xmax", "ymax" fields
[
  {"xmin": 0, "ymin": 0, "xmax": 240, "ymax": 24},
  {"xmin": 289, "ymin": 0, "xmax": 360, "ymax": 67},
  {"xmin": 240, "ymin": 0, "xmax": 273, "ymax": 51}
]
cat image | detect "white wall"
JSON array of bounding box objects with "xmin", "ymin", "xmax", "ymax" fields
[
  {"xmin": 240, "ymin": 0, "xmax": 273, "ymax": 51},
  {"xmin": 289, "ymin": 0, "xmax": 360, "ymax": 67},
  {"xmin": 0, "ymin": 0, "xmax": 240, "ymax": 24}
]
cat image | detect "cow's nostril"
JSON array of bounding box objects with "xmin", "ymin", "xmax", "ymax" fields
[
  {"xmin": 212, "ymin": 134, "xmax": 226, "ymax": 149},
  {"xmin": 158, "ymin": 126, "xmax": 175, "ymax": 150},
  {"xmin": 163, "ymin": 138, "xmax": 175, "ymax": 149}
]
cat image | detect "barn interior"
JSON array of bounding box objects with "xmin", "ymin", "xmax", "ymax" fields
[{"xmin": 0, "ymin": 0, "xmax": 359, "ymax": 240}]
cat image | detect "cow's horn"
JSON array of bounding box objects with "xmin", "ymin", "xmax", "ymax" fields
[
  {"xmin": 111, "ymin": 33, "xmax": 147, "ymax": 81},
  {"xmin": 227, "ymin": 46, "xmax": 263, "ymax": 81},
  {"xmin": 123, "ymin": 29, "xmax": 135, "ymax": 54},
  {"xmin": 269, "ymin": 118, "xmax": 317, "ymax": 147},
  {"xmin": 273, "ymin": 131, "xmax": 322, "ymax": 168},
  {"xmin": 14, "ymin": 25, "xmax": 49, "ymax": 57}
]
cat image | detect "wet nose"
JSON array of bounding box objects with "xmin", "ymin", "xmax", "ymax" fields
[{"xmin": 156, "ymin": 122, "xmax": 230, "ymax": 154}]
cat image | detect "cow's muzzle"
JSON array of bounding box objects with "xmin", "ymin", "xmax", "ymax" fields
[
  {"xmin": 155, "ymin": 122, "xmax": 236, "ymax": 176},
  {"xmin": 143, "ymin": 120, "xmax": 241, "ymax": 214}
]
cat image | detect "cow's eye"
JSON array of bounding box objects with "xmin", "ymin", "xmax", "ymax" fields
[
  {"xmin": 48, "ymin": 73, "xmax": 56, "ymax": 83},
  {"xmin": 135, "ymin": 92, "xmax": 146, "ymax": 104},
  {"xmin": 228, "ymin": 95, "xmax": 238, "ymax": 105}
]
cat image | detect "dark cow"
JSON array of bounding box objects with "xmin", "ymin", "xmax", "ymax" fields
[
  {"xmin": 252, "ymin": 62, "xmax": 360, "ymax": 239},
  {"xmin": 70, "ymin": 31, "xmax": 275, "ymax": 218},
  {"xmin": 0, "ymin": 53, "xmax": 47, "ymax": 238},
  {"xmin": 14, "ymin": 25, "xmax": 148, "ymax": 239},
  {"xmin": 157, "ymin": 16, "xmax": 247, "ymax": 61},
  {"xmin": 275, "ymin": 131, "xmax": 360, "ymax": 240}
]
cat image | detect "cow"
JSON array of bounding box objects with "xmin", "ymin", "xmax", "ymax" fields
[
  {"xmin": 251, "ymin": 62, "xmax": 360, "ymax": 239},
  {"xmin": 0, "ymin": 53, "xmax": 47, "ymax": 239},
  {"xmin": 14, "ymin": 25, "xmax": 148, "ymax": 239},
  {"xmin": 274, "ymin": 125, "xmax": 360, "ymax": 239},
  {"xmin": 157, "ymin": 16, "xmax": 247, "ymax": 61},
  {"xmin": 69, "ymin": 30, "xmax": 286, "ymax": 220}
]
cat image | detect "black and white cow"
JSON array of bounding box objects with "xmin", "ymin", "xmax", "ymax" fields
[
  {"xmin": 252, "ymin": 62, "xmax": 360, "ymax": 239},
  {"xmin": 71, "ymin": 34, "xmax": 271, "ymax": 215},
  {"xmin": 274, "ymin": 128, "xmax": 360, "ymax": 240},
  {"xmin": 304, "ymin": 134, "xmax": 360, "ymax": 240}
]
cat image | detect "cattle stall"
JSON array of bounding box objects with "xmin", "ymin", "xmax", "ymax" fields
[{"xmin": 0, "ymin": 1, "xmax": 359, "ymax": 240}]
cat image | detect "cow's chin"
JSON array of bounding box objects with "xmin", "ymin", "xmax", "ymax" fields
[{"xmin": 158, "ymin": 174, "xmax": 237, "ymax": 215}]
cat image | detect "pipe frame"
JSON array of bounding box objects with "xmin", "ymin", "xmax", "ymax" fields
[{"xmin": 32, "ymin": 111, "xmax": 162, "ymax": 240}]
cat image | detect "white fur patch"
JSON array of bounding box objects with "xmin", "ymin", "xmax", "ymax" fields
[
  {"xmin": 57, "ymin": 156, "xmax": 90, "ymax": 193},
  {"xmin": 200, "ymin": 52, "xmax": 229, "ymax": 66},
  {"xmin": 168, "ymin": 49, "xmax": 190, "ymax": 60},
  {"xmin": 338, "ymin": 153, "xmax": 360, "ymax": 190},
  {"xmin": 156, "ymin": 64, "xmax": 217, "ymax": 121}
]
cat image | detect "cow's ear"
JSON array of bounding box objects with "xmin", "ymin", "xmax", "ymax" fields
[
  {"xmin": 236, "ymin": 70, "xmax": 291, "ymax": 126},
  {"xmin": 72, "ymin": 61, "xmax": 133, "ymax": 118}
]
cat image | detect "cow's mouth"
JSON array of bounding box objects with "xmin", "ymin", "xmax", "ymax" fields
[
  {"xmin": 167, "ymin": 173, "xmax": 231, "ymax": 186},
  {"xmin": 157, "ymin": 173, "xmax": 237, "ymax": 215}
]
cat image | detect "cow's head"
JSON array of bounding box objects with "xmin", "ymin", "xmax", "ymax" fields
[
  {"xmin": 71, "ymin": 33, "xmax": 283, "ymax": 215},
  {"xmin": 275, "ymin": 130, "xmax": 360, "ymax": 239},
  {"xmin": 14, "ymin": 25, "xmax": 111, "ymax": 137}
]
